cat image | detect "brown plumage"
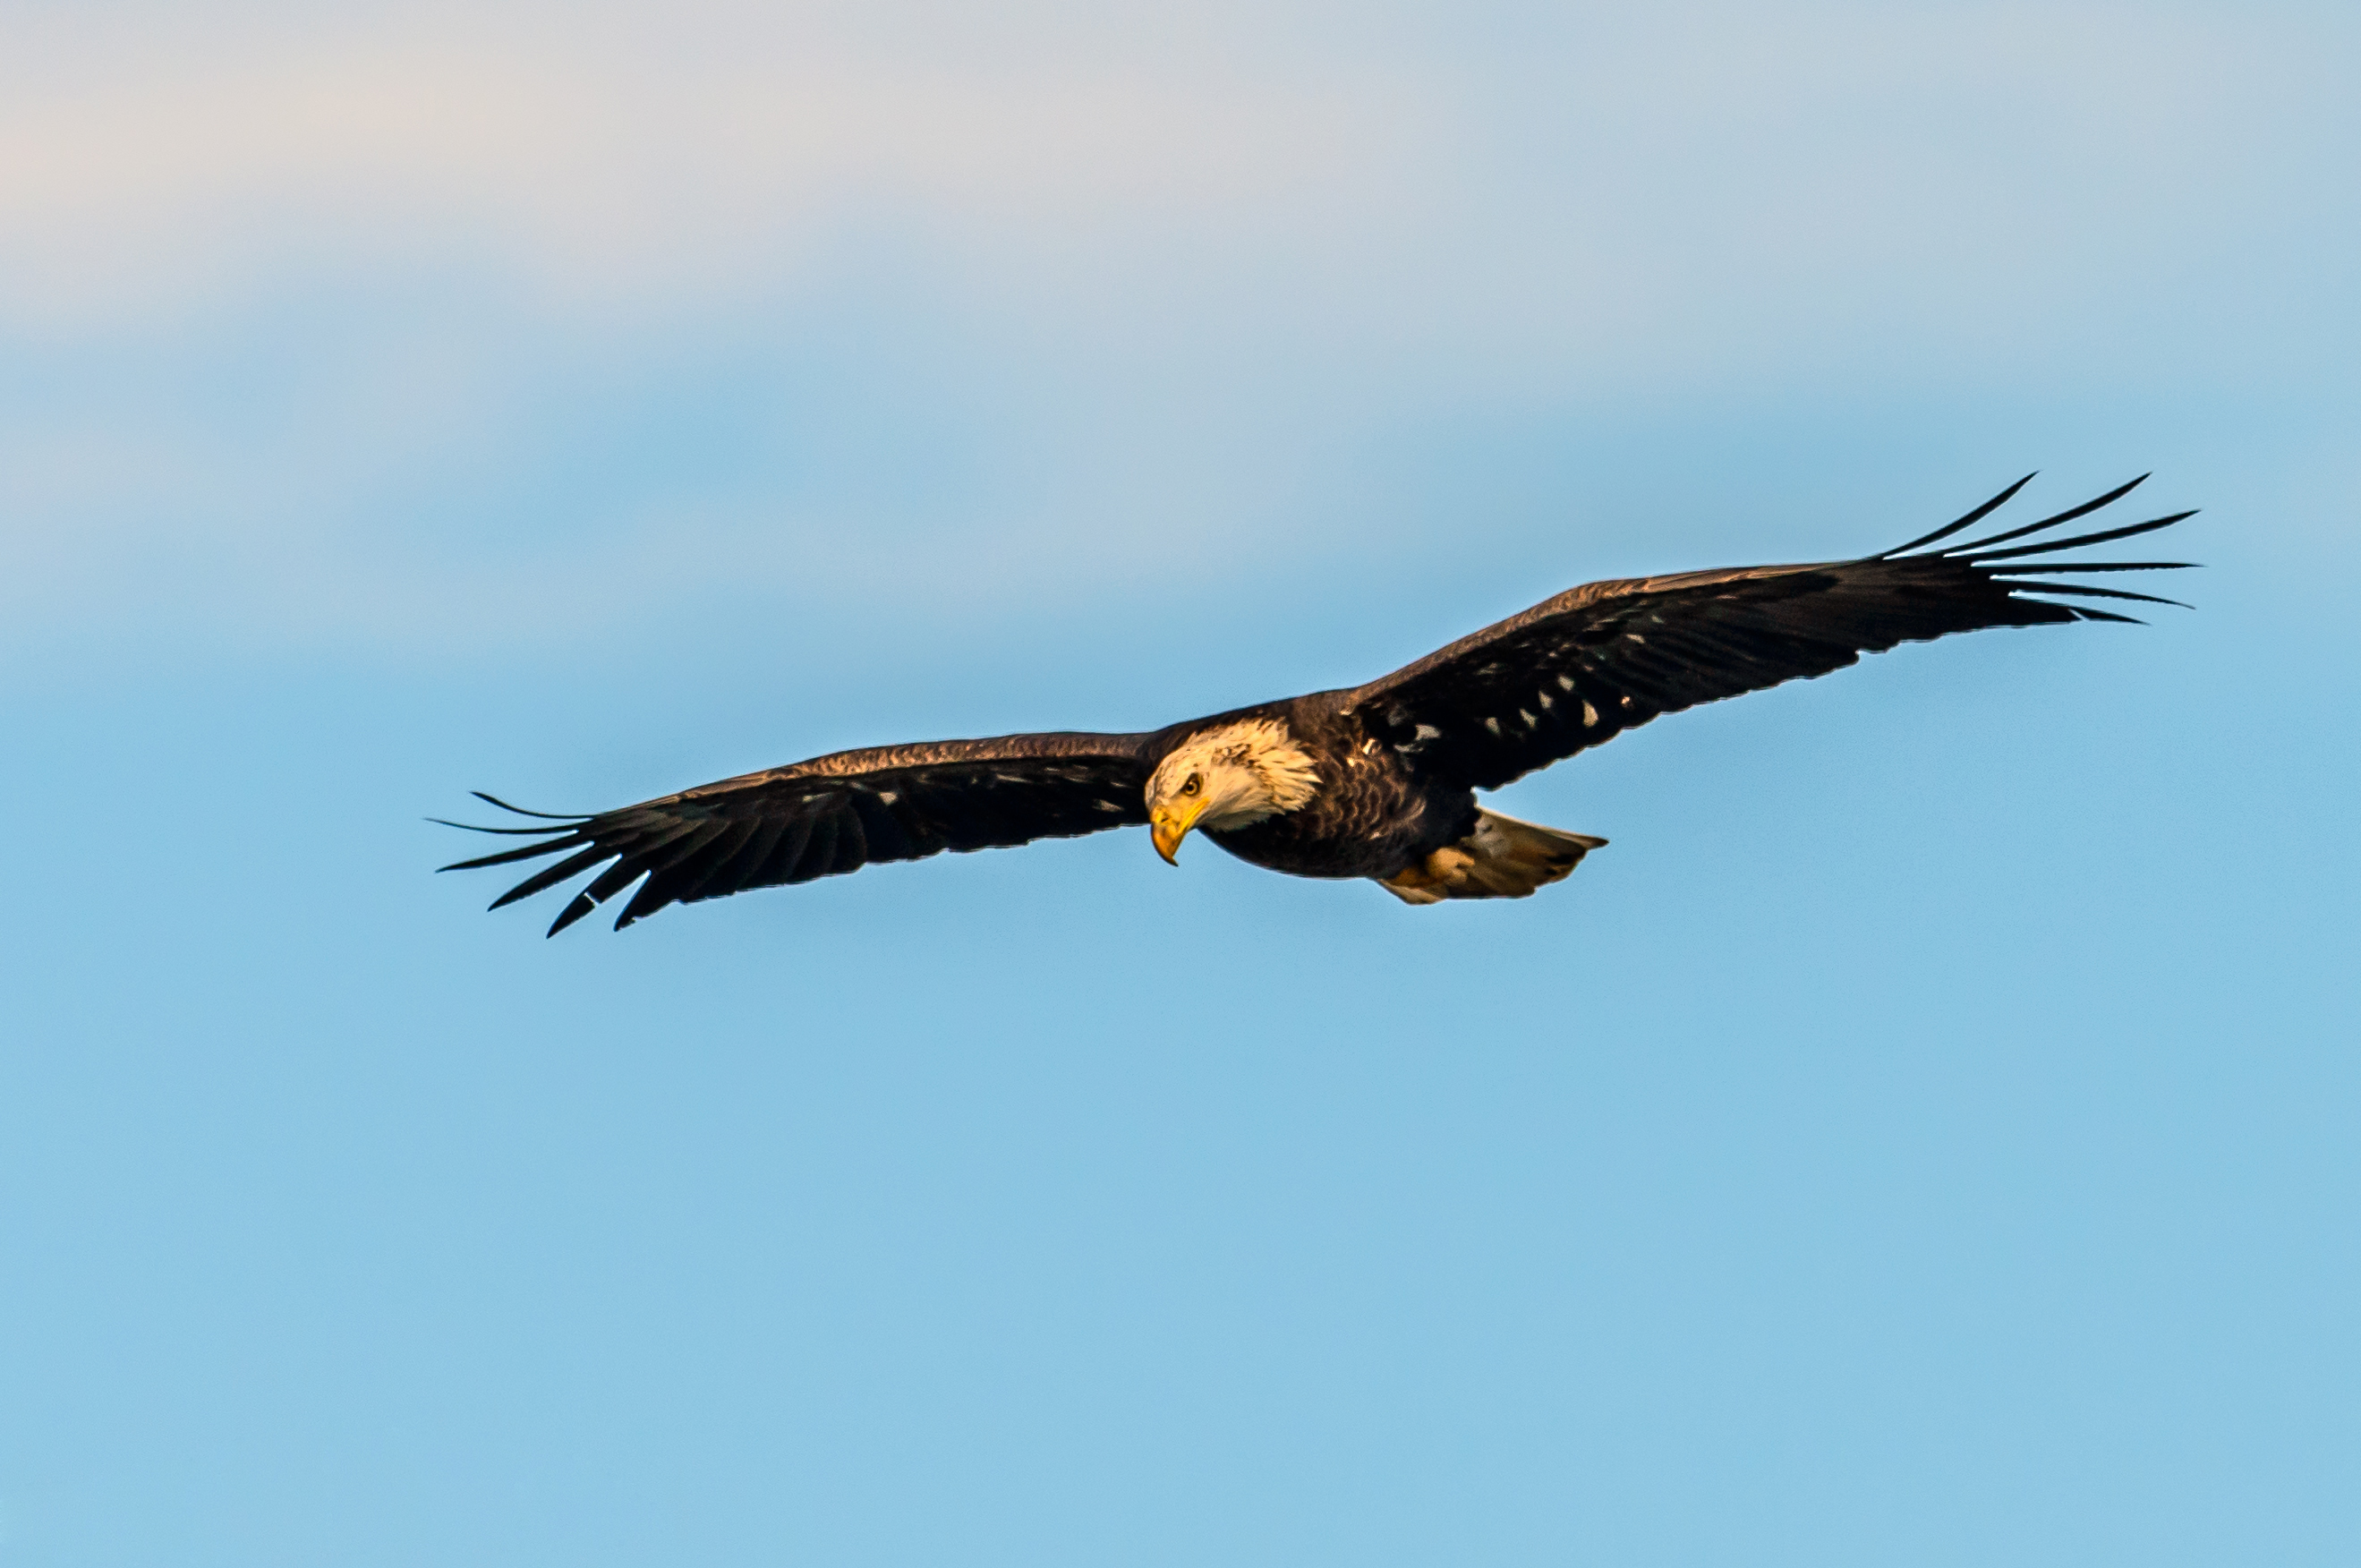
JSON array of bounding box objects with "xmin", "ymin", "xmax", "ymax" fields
[{"xmin": 440, "ymin": 474, "xmax": 2193, "ymax": 933}]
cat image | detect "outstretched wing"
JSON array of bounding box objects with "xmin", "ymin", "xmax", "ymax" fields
[
  {"xmin": 1346, "ymin": 476, "xmax": 2195, "ymax": 791},
  {"xmin": 439, "ymin": 732, "xmax": 1154, "ymax": 935}
]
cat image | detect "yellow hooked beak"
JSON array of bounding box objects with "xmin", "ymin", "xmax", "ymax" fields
[{"xmin": 1150, "ymin": 799, "xmax": 1206, "ymax": 865}]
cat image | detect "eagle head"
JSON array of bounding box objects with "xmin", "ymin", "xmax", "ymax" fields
[{"xmin": 1145, "ymin": 719, "xmax": 1321, "ymax": 864}]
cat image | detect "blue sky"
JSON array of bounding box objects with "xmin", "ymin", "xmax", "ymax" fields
[{"xmin": 3, "ymin": 4, "xmax": 2357, "ymax": 1564}]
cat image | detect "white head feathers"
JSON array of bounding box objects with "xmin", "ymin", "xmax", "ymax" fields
[{"xmin": 1146, "ymin": 718, "xmax": 1322, "ymax": 831}]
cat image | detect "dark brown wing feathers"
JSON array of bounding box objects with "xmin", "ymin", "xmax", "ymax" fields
[
  {"xmin": 439, "ymin": 733, "xmax": 1154, "ymax": 934},
  {"xmin": 1346, "ymin": 476, "xmax": 2194, "ymax": 791}
]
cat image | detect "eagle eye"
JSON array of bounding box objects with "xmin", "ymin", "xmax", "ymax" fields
[{"xmin": 1180, "ymin": 774, "xmax": 1202, "ymax": 797}]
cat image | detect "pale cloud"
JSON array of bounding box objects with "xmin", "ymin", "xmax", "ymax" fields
[
  {"xmin": 3, "ymin": 2, "xmax": 2348, "ymax": 367},
  {"xmin": 0, "ymin": 5, "xmax": 1427, "ymax": 328}
]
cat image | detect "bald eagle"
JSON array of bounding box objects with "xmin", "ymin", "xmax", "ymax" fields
[{"xmin": 442, "ymin": 475, "xmax": 2192, "ymax": 933}]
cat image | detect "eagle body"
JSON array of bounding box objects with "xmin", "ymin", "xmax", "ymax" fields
[
  {"xmin": 1154, "ymin": 695, "xmax": 1464, "ymax": 882},
  {"xmin": 442, "ymin": 477, "xmax": 2195, "ymax": 934}
]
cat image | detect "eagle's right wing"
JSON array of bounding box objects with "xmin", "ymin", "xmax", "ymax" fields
[
  {"xmin": 439, "ymin": 732, "xmax": 1155, "ymax": 934},
  {"xmin": 1344, "ymin": 476, "xmax": 2195, "ymax": 792}
]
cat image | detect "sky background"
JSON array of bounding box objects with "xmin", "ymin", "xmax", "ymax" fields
[{"xmin": 3, "ymin": 3, "xmax": 2357, "ymax": 1564}]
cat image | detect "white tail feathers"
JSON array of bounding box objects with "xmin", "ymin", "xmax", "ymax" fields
[{"xmin": 1377, "ymin": 809, "xmax": 1607, "ymax": 906}]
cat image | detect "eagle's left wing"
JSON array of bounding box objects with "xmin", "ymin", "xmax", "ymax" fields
[
  {"xmin": 439, "ymin": 731, "xmax": 1155, "ymax": 934},
  {"xmin": 1344, "ymin": 476, "xmax": 2195, "ymax": 792}
]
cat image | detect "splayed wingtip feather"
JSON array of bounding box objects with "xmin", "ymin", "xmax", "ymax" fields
[
  {"xmin": 1966, "ymin": 509, "xmax": 2194, "ymax": 562},
  {"xmin": 471, "ymin": 791, "xmax": 592, "ymax": 821},
  {"xmin": 1878, "ymin": 473, "xmax": 2039, "ymax": 557}
]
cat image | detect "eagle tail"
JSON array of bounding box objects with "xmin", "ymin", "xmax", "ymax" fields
[{"xmin": 1377, "ymin": 809, "xmax": 1607, "ymax": 906}]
